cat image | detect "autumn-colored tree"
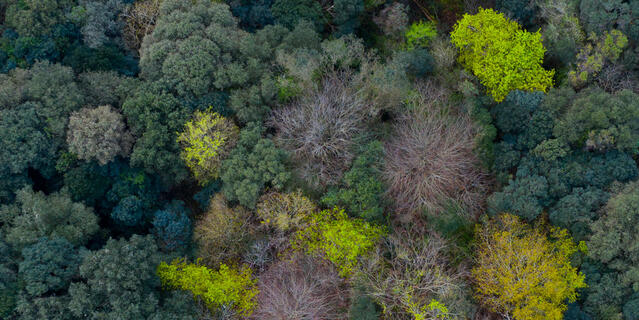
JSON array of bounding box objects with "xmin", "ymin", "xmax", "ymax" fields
[
  {"xmin": 177, "ymin": 109, "xmax": 239, "ymax": 185},
  {"xmin": 121, "ymin": 0, "xmax": 163, "ymax": 53},
  {"xmin": 472, "ymin": 213, "xmax": 586, "ymax": 320},
  {"xmin": 157, "ymin": 258, "xmax": 259, "ymax": 317},
  {"xmin": 292, "ymin": 207, "xmax": 385, "ymax": 276},
  {"xmin": 450, "ymin": 8, "xmax": 554, "ymax": 102}
]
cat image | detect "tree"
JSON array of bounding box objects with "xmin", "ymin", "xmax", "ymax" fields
[
  {"xmin": 110, "ymin": 195, "xmax": 145, "ymax": 227},
  {"xmin": 152, "ymin": 200, "xmax": 192, "ymax": 252},
  {"xmin": 68, "ymin": 235, "xmax": 196, "ymax": 319},
  {"xmin": 0, "ymin": 238, "xmax": 18, "ymax": 318},
  {"xmin": 292, "ymin": 207, "xmax": 385, "ymax": 277},
  {"xmin": 67, "ymin": 105, "xmax": 134, "ymax": 165},
  {"xmin": 579, "ymin": 0, "xmax": 638, "ymax": 43},
  {"xmin": 257, "ymin": 190, "xmax": 317, "ymax": 233},
  {"xmin": 18, "ymin": 238, "xmax": 81, "ymax": 297},
  {"xmin": 157, "ymin": 258, "xmax": 259, "ymax": 317},
  {"xmin": 553, "ymin": 88, "xmax": 639, "ymax": 154},
  {"xmin": 75, "ymin": 0, "xmax": 127, "ymax": 49},
  {"xmin": 588, "ymin": 181, "xmax": 639, "ymax": 294},
  {"xmin": 220, "ymin": 123, "xmax": 290, "ymax": 208},
  {"xmin": 472, "ymin": 213, "xmax": 586, "ymax": 320},
  {"xmin": 0, "ymin": 187, "xmax": 99, "ymax": 249},
  {"xmin": 252, "ymin": 254, "xmax": 348, "ymax": 319},
  {"xmin": 322, "ymin": 141, "xmax": 386, "ymax": 222},
  {"xmin": 3, "ymin": 0, "xmax": 76, "ymax": 37},
  {"xmin": 404, "ymin": 21, "xmax": 437, "ymax": 50},
  {"xmin": 269, "ymin": 75, "xmax": 369, "ymax": 188},
  {"xmin": 271, "ymin": 0, "xmax": 325, "ymax": 32},
  {"xmin": 332, "ymin": 0, "xmax": 364, "ymax": 36},
  {"xmin": 568, "ymin": 30, "xmax": 628, "ymax": 88},
  {"xmin": 121, "ymin": 0, "xmax": 162, "ymax": 53},
  {"xmin": 177, "ymin": 110, "xmax": 239, "ymax": 185},
  {"xmin": 450, "ymin": 8, "xmax": 554, "ymax": 102},
  {"xmin": 228, "ymin": 0, "xmax": 274, "ymax": 32},
  {"xmin": 383, "ymin": 88, "xmax": 488, "ymax": 217},
  {"xmin": 357, "ymin": 224, "xmax": 474, "ymax": 319},
  {"xmin": 193, "ymin": 194, "xmax": 254, "ymax": 267}
]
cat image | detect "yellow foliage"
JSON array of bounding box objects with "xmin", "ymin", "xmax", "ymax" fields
[
  {"xmin": 450, "ymin": 8, "xmax": 554, "ymax": 102},
  {"xmin": 292, "ymin": 207, "xmax": 385, "ymax": 277},
  {"xmin": 177, "ymin": 109, "xmax": 238, "ymax": 185},
  {"xmin": 256, "ymin": 190, "xmax": 317, "ymax": 232},
  {"xmin": 472, "ymin": 213, "xmax": 586, "ymax": 320},
  {"xmin": 157, "ymin": 258, "xmax": 258, "ymax": 317}
]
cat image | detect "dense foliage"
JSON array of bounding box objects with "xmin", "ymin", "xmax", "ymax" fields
[{"xmin": 1, "ymin": 0, "xmax": 638, "ymax": 319}]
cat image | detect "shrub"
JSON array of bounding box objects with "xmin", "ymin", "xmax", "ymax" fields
[
  {"xmin": 251, "ymin": 254, "xmax": 348, "ymax": 319},
  {"xmin": 193, "ymin": 194, "xmax": 254, "ymax": 267},
  {"xmin": 292, "ymin": 207, "xmax": 385, "ymax": 277},
  {"xmin": 568, "ymin": 30, "xmax": 628, "ymax": 88},
  {"xmin": 256, "ymin": 190, "xmax": 317, "ymax": 233},
  {"xmin": 472, "ymin": 213, "xmax": 586, "ymax": 320},
  {"xmin": 177, "ymin": 109, "xmax": 239, "ymax": 185},
  {"xmin": 269, "ymin": 74, "xmax": 370, "ymax": 188},
  {"xmin": 383, "ymin": 85, "xmax": 488, "ymax": 217},
  {"xmin": 157, "ymin": 258, "xmax": 259, "ymax": 317},
  {"xmin": 67, "ymin": 105, "xmax": 133, "ymax": 165},
  {"xmin": 450, "ymin": 8, "xmax": 554, "ymax": 102},
  {"xmin": 404, "ymin": 21, "xmax": 437, "ymax": 50}
]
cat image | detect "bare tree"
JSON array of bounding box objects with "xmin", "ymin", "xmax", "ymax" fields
[
  {"xmin": 269, "ymin": 74, "xmax": 371, "ymax": 188},
  {"xmin": 251, "ymin": 254, "xmax": 349, "ymax": 320}
]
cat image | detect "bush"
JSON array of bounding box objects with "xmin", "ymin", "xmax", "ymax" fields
[
  {"xmin": 193, "ymin": 194, "xmax": 254, "ymax": 267},
  {"xmin": 256, "ymin": 190, "xmax": 316, "ymax": 233},
  {"xmin": 269, "ymin": 74, "xmax": 370, "ymax": 188},
  {"xmin": 404, "ymin": 21, "xmax": 437, "ymax": 50},
  {"xmin": 177, "ymin": 109, "xmax": 239, "ymax": 185},
  {"xmin": 252, "ymin": 254, "xmax": 348, "ymax": 319},
  {"xmin": 67, "ymin": 105, "xmax": 133, "ymax": 165},
  {"xmin": 383, "ymin": 86, "xmax": 488, "ymax": 217}
]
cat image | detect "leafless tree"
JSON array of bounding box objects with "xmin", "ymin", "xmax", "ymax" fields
[
  {"xmin": 383, "ymin": 81, "xmax": 489, "ymax": 219},
  {"xmin": 251, "ymin": 254, "xmax": 349, "ymax": 320},
  {"xmin": 269, "ymin": 74, "xmax": 371, "ymax": 188}
]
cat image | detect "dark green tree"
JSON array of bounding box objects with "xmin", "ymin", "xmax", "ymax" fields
[
  {"xmin": 271, "ymin": 0, "xmax": 325, "ymax": 32},
  {"xmin": 221, "ymin": 123, "xmax": 290, "ymax": 208}
]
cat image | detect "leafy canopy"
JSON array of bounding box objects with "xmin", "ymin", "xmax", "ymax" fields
[
  {"xmin": 472, "ymin": 213, "xmax": 586, "ymax": 320},
  {"xmin": 177, "ymin": 110, "xmax": 239, "ymax": 185},
  {"xmin": 157, "ymin": 259, "xmax": 258, "ymax": 317},
  {"xmin": 450, "ymin": 8, "xmax": 554, "ymax": 102},
  {"xmin": 293, "ymin": 207, "xmax": 385, "ymax": 276}
]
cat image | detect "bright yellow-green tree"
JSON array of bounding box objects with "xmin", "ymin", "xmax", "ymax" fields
[
  {"xmin": 450, "ymin": 8, "xmax": 554, "ymax": 102},
  {"xmin": 157, "ymin": 259, "xmax": 258, "ymax": 317},
  {"xmin": 472, "ymin": 213, "xmax": 586, "ymax": 320},
  {"xmin": 292, "ymin": 207, "xmax": 385, "ymax": 277},
  {"xmin": 177, "ymin": 109, "xmax": 239, "ymax": 185}
]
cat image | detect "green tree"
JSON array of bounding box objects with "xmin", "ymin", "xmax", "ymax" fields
[
  {"xmin": 473, "ymin": 213, "xmax": 586, "ymax": 320},
  {"xmin": 292, "ymin": 207, "xmax": 385, "ymax": 276},
  {"xmin": 220, "ymin": 123, "xmax": 290, "ymax": 208},
  {"xmin": 450, "ymin": 8, "xmax": 554, "ymax": 102},
  {"xmin": 18, "ymin": 238, "xmax": 81, "ymax": 298},
  {"xmin": 271, "ymin": 0, "xmax": 325, "ymax": 32},
  {"xmin": 322, "ymin": 141, "xmax": 386, "ymax": 222},
  {"xmin": 177, "ymin": 110, "xmax": 239, "ymax": 185},
  {"xmin": 157, "ymin": 259, "xmax": 259, "ymax": 317},
  {"xmin": 68, "ymin": 235, "xmax": 197, "ymax": 319},
  {"xmin": 553, "ymin": 88, "xmax": 639, "ymax": 154},
  {"xmin": 0, "ymin": 187, "xmax": 99, "ymax": 249}
]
